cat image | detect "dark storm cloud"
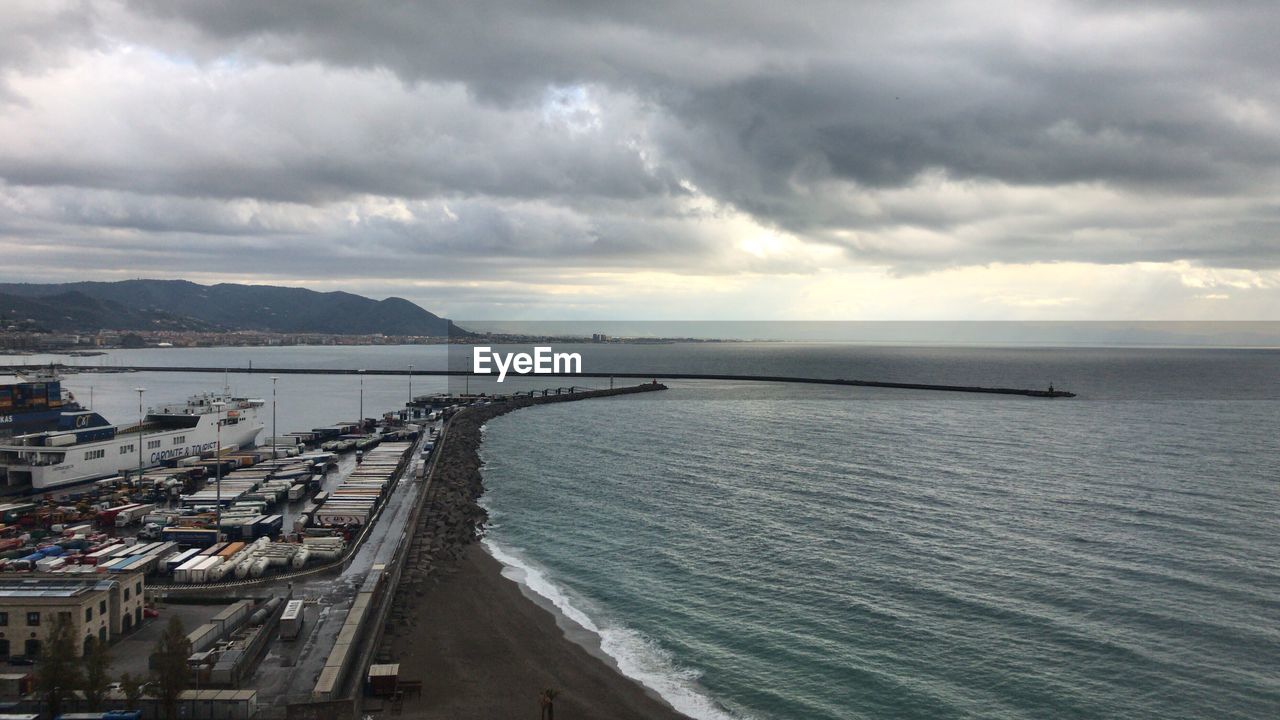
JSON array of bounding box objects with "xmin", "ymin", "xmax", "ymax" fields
[
  {"xmin": 127, "ymin": 1, "xmax": 1280, "ymax": 184},
  {"xmin": 0, "ymin": 0, "xmax": 1278, "ymax": 286},
  {"xmin": 125, "ymin": 0, "xmax": 812, "ymax": 99}
]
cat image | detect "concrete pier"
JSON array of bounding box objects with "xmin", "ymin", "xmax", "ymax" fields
[{"xmin": 16, "ymin": 364, "xmax": 1077, "ymax": 398}]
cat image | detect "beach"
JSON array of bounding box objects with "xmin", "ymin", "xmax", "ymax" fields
[
  {"xmin": 387, "ymin": 543, "xmax": 692, "ymax": 719},
  {"xmin": 378, "ymin": 383, "xmax": 688, "ymax": 719}
]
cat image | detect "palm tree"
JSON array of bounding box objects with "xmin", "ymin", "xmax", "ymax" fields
[{"xmin": 540, "ymin": 688, "xmax": 560, "ymax": 720}]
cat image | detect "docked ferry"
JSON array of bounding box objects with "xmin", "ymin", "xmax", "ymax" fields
[{"xmin": 0, "ymin": 393, "xmax": 264, "ymax": 492}]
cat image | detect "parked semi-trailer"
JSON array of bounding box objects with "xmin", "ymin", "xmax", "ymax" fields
[
  {"xmin": 279, "ymin": 599, "xmax": 305, "ymax": 640},
  {"xmin": 161, "ymin": 527, "xmax": 219, "ymax": 549},
  {"xmin": 114, "ymin": 503, "xmax": 157, "ymax": 528}
]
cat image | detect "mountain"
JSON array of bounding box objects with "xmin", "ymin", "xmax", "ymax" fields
[
  {"xmin": 0, "ymin": 289, "xmax": 220, "ymax": 333},
  {"xmin": 0, "ymin": 280, "xmax": 463, "ymax": 336}
]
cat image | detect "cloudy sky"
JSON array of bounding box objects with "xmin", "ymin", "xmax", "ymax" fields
[{"xmin": 1, "ymin": 1, "xmax": 1278, "ymax": 319}]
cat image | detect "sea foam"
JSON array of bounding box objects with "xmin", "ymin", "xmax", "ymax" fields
[{"xmin": 482, "ymin": 538, "xmax": 747, "ymax": 720}]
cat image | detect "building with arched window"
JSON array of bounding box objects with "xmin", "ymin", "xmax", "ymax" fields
[{"xmin": 0, "ymin": 571, "xmax": 145, "ymax": 659}]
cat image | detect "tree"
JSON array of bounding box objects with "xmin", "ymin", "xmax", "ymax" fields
[
  {"xmin": 151, "ymin": 615, "xmax": 191, "ymax": 720},
  {"xmin": 34, "ymin": 614, "xmax": 83, "ymax": 719},
  {"xmin": 540, "ymin": 688, "xmax": 560, "ymax": 720},
  {"xmin": 82, "ymin": 636, "xmax": 113, "ymax": 710},
  {"xmin": 119, "ymin": 672, "xmax": 144, "ymax": 711}
]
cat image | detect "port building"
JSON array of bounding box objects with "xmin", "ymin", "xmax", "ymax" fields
[{"xmin": 0, "ymin": 571, "xmax": 146, "ymax": 658}]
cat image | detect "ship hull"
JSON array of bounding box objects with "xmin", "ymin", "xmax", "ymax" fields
[{"xmin": 0, "ymin": 402, "xmax": 263, "ymax": 492}]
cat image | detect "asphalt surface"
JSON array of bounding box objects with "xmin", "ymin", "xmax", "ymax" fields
[
  {"xmin": 111, "ymin": 602, "xmax": 225, "ymax": 679},
  {"xmin": 248, "ymin": 424, "xmax": 435, "ymax": 707}
]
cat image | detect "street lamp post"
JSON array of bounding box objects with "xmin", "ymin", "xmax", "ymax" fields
[
  {"xmin": 133, "ymin": 388, "xmax": 145, "ymax": 480},
  {"xmin": 408, "ymin": 364, "xmax": 414, "ymax": 404},
  {"xmin": 213, "ymin": 401, "xmax": 224, "ymax": 537},
  {"xmin": 358, "ymin": 369, "xmax": 366, "ymax": 433},
  {"xmin": 270, "ymin": 376, "xmax": 279, "ymax": 461}
]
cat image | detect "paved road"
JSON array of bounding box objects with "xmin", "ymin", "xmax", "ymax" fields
[{"xmin": 250, "ymin": 425, "xmax": 436, "ymax": 706}]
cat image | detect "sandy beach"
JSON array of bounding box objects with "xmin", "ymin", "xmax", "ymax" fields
[
  {"xmin": 386, "ymin": 542, "xmax": 691, "ymax": 719},
  {"xmin": 375, "ymin": 384, "xmax": 688, "ymax": 719}
]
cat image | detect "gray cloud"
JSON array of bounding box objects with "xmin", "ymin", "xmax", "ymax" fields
[
  {"xmin": 0, "ymin": 0, "xmax": 1277, "ymax": 308},
  {"xmin": 0, "ymin": 61, "xmax": 675, "ymax": 205}
]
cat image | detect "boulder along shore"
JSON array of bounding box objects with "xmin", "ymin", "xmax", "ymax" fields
[{"xmin": 380, "ymin": 382, "xmax": 695, "ymax": 719}]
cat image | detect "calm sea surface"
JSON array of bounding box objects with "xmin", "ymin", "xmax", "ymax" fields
[{"xmin": 4, "ymin": 344, "xmax": 1278, "ymax": 718}]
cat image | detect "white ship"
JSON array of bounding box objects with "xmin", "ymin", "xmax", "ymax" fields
[{"xmin": 0, "ymin": 393, "xmax": 264, "ymax": 492}]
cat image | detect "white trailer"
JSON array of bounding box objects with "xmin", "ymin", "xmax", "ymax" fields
[
  {"xmin": 189, "ymin": 556, "xmax": 223, "ymax": 584},
  {"xmin": 115, "ymin": 503, "xmax": 158, "ymax": 527},
  {"xmin": 279, "ymin": 599, "xmax": 305, "ymax": 639}
]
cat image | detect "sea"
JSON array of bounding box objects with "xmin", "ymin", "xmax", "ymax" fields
[{"xmin": 4, "ymin": 343, "xmax": 1278, "ymax": 719}]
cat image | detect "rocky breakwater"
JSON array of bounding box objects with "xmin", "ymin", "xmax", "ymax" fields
[{"xmin": 382, "ymin": 382, "xmax": 668, "ymax": 641}]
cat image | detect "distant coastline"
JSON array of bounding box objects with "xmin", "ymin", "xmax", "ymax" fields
[
  {"xmin": 7, "ymin": 330, "xmax": 1280, "ymax": 356},
  {"xmin": 0, "ymin": 334, "xmax": 739, "ymax": 355}
]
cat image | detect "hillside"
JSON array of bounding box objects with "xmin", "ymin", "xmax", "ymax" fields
[
  {"xmin": 0, "ymin": 280, "xmax": 462, "ymax": 336},
  {"xmin": 0, "ymin": 289, "xmax": 220, "ymax": 333}
]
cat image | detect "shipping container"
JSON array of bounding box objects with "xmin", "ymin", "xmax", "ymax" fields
[
  {"xmin": 198, "ymin": 542, "xmax": 228, "ymax": 557},
  {"xmin": 96, "ymin": 504, "xmax": 137, "ymax": 528},
  {"xmin": 186, "ymin": 622, "xmax": 220, "ymax": 652},
  {"xmin": 165, "ymin": 548, "xmax": 198, "ymax": 571},
  {"xmin": 172, "ymin": 554, "xmax": 206, "ymax": 583},
  {"xmin": 314, "ymin": 511, "xmax": 371, "ymax": 527},
  {"xmin": 114, "ymin": 503, "xmax": 157, "ymax": 527},
  {"xmin": 188, "ymin": 556, "xmax": 222, "ymax": 584},
  {"xmin": 366, "ymin": 663, "xmax": 400, "ymax": 697},
  {"xmin": 83, "ymin": 543, "xmax": 125, "ymax": 565},
  {"xmin": 253, "ymin": 515, "xmax": 283, "ymax": 539},
  {"xmin": 210, "ymin": 599, "xmax": 253, "ymax": 635},
  {"xmin": 279, "ymin": 599, "xmax": 305, "ymax": 639},
  {"xmin": 162, "ymin": 527, "xmax": 219, "ymax": 549},
  {"xmin": 217, "ymin": 541, "xmax": 246, "ymax": 559}
]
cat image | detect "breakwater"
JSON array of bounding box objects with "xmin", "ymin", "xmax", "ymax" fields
[
  {"xmin": 17, "ymin": 364, "xmax": 1076, "ymax": 397},
  {"xmin": 379, "ymin": 382, "xmax": 668, "ymax": 646}
]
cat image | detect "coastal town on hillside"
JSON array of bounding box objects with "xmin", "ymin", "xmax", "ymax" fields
[
  {"xmin": 1, "ymin": 321, "xmax": 720, "ymax": 354},
  {"xmin": 0, "ymin": 327, "xmax": 458, "ymax": 353}
]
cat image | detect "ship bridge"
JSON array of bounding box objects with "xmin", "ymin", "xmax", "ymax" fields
[{"xmin": 150, "ymin": 394, "xmax": 265, "ymax": 416}]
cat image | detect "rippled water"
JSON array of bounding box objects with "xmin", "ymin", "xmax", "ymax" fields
[
  {"xmin": 480, "ymin": 380, "xmax": 1280, "ymax": 719},
  {"xmin": 6, "ymin": 344, "xmax": 1278, "ymax": 717}
]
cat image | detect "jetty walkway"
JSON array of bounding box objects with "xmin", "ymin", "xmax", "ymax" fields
[{"xmin": 20, "ymin": 364, "xmax": 1077, "ymax": 398}]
